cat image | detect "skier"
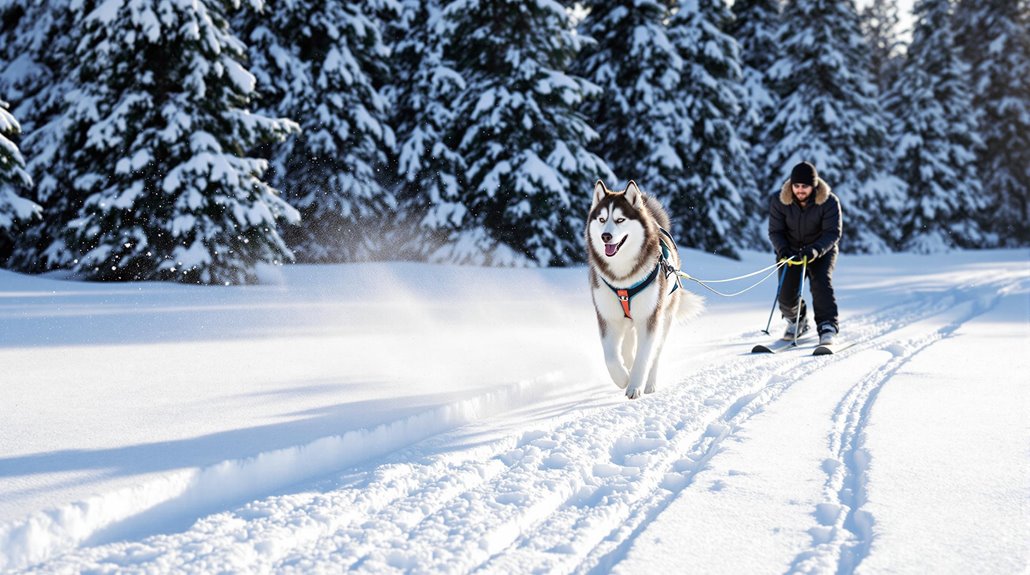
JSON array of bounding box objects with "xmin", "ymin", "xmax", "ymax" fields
[{"xmin": 768, "ymin": 161, "xmax": 842, "ymax": 345}]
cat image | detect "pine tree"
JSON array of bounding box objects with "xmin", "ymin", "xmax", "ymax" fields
[
  {"xmin": 860, "ymin": 0, "xmax": 905, "ymax": 94},
  {"xmin": 0, "ymin": 99, "xmax": 40, "ymax": 258},
  {"xmin": 885, "ymin": 0, "xmax": 986, "ymax": 252},
  {"xmin": 241, "ymin": 0, "xmax": 397, "ymax": 262},
  {"xmin": 954, "ymin": 0, "xmax": 1030, "ymax": 245},
  {"xmin": 0, "ymin": 0, "xmax": 78, "ymax": 272},
  {"xmin": 729, "ymin": 0, "xmax": 782, "ymax": 249},
  {"xmin": 571, "ymin": 1, "xmax": 688, "ymax": 202},
  {"xmin": 666, "ymin": 0, "xmax": 759, "ymax": 257},
  {"xmin": 384, "ymin": 0, "xmax": 467, "ymax": 262},
  {"xmin": 764, "ymin": 0, "xmax": 905, "ymax": 253},
  {"xmin": 730, "ymin": 0, "xmax": 780, "ymax": 166},
  {"xmin": 58, "ymin": 0, "xmax": 301, "ymax": 284},
  {"xmin": 952, "ymin": 0, "xmax": 986, "ymax": 70},
  {"xmin": 440, "ymin": 0, "xmax": 612, "ymax": 266}
]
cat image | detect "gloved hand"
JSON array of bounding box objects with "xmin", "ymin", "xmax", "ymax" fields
[
  {"xmin": 776, "ymin": 247, "xmax": 792, "ymax": 261},
  {"xmin": 798, "ymin": 246, "xmax": 819, "ymax": 262}
]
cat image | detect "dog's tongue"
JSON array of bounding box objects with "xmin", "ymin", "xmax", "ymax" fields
[{"xmin": 605, "ymin": 243, "xmax": 618, "ymax": 257}]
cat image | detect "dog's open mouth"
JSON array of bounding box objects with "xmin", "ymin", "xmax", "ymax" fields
[{"xmin": 604, "ymin": 236, "xmax": 627, "ymax": 257}]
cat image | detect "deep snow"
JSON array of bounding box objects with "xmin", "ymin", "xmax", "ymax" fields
[{"xmin": 0, "ymin": 249, "xmax": 1027, "ymax": 573}]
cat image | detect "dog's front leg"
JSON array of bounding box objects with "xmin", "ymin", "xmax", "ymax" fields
[
  {"xmin": 620, "ymin": 326, "xmax": 637, "ymax": 371},
  {"xmin": 644, "ymin": 318, "xmax": 672, "ymax": 395},
  {"xmin": 600, "ymin": 322, "xmax": 632, "ymax": 389},
  {"xmin": 626, "ymin": 321, "xmax": 660, "ymax": 400}
]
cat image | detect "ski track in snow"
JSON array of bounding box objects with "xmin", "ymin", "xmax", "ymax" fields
[
  {"xmin": 786, "ymin": 285, "xmax": 1008, "ymax": 574},
  {"xmin": 5, "ymin": 272, "xmax": 1022, "ymax": 574}
]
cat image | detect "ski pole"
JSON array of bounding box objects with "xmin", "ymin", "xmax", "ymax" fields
[
  {"xmin": 792, "ymin": 258, "xmax": 807, "ymax": 347},
  {"xmin": 761, "ymin": 260, "xmax": 790, "ymax": 335}
]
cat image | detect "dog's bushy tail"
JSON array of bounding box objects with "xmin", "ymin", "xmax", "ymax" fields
[{"xmin": 675, "ymin": 289, "xmax": 705, "ymax": 323}]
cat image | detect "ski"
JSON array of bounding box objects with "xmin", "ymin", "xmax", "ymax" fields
[
  {"xmin": 751, "ymin": 335, "xmax": 813, "ymax": 354},
  {"xmin": 811, "ymin": 340, "xmax": 855, "ymax": 356}
]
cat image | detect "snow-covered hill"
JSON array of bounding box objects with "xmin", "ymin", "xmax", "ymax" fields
[{"xmin": 1, "ymin": 250, "xmax": 1027, "ymax": 573}]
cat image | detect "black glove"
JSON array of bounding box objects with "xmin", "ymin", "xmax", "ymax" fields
[
  {"xmin": 797, "ymin": 247, "xmax": 818, "ymax": 262},
  {"xmin": 776, "ymin": 247, "xmax": 792, "ymax": 261}
]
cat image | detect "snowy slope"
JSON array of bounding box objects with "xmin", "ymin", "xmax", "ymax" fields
[{"xmin": 1, "ymin": 250, "xmax": 1027, "ymax": 573}]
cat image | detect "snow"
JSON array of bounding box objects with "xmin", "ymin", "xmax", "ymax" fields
[
  {"xmin": 0, "ymin": 249, "xmax": 1028, "ymax": 573},
  {"xmin": 223, "ymin": 58, "xmax": 256, "ymax": 94},
  {"xmin": 859, "ymin": 293, "xmax": 1029, "ymax": 573}
]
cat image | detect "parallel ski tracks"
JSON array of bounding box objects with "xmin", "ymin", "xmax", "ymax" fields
[
  {"xmin": 788, "ymin": 288, "xmax": 1006, "ymax": 575},
  {"xmin": 18, "ymin": 277, "xmax": 1017, "ymax": 574},
  {"xmin": 508, "ymin": 285, "xmax": 1009, "ymax": 575}
]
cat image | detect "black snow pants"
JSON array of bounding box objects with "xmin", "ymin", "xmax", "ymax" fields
[{"xmin": 777, "ymin": 249, "xmax": 839, "ymax": 332}]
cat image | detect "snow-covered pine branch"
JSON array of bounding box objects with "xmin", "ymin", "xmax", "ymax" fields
[
  {"xmin": 59, "ymin": 0, "xmax": 300, "ymax": 284},
  {"xmin": 729, "ymin": 0, "xmax": 783, "ymax": 250},
  {"xmin": 860, "ymin": 0, "xmax": 905, "ymax": 94},
  {"xmin": 240, "ymin": 0, "xmax": 398, "ymax": 263},
  {"xmin": 384, "ymin": 0, "xmax": 468, "ymax": 262},
  {"xmin": 0, "ymin": 0, "xmax": 78, "ymax": 272},
  {"xmin": 953, "ymin": 0, "xmax": 1030, "ymax": 246},
  {"xmin": 885, "ymin": 0, "xmax": 986, "ymax": 252},
  {"xmin": 572, "ymin": 0, "xmax": 695, "ymax": 235},
  {"xmin": 665, "ymin": 0, "xmax": 759, "ymax": 258},
  {"xmin": 439, "ymin": 0, "xmax": 612, "ymax": 266},
  {"xmin": 0, "ymin": 100, "xmax": 40, "ymax": 243}
]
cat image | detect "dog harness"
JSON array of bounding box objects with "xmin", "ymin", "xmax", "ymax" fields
[{"xmin": 601, "ymin": 228, "xmax": 680, "ymax": 320}]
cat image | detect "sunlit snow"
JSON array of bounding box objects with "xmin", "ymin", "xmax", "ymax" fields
[{"xmin": 0, "ymin": 249, "xmax": 1026, "ymax": 573}]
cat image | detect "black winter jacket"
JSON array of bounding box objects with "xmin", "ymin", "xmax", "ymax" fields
[{"xmin": 768, "ymin": 178, "xmax": 842, "ymax": 259}]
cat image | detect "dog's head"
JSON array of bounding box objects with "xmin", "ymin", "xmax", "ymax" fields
[{"xmin": 587, "ymin": 180, "xmax": 648, "ymax": 260}]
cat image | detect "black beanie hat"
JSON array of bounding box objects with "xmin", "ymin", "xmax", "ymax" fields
[{"xmin": 790, "ymin": 162, "xmax": 818, "ymax": 187}]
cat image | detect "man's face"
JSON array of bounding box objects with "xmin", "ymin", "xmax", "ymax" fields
[{"xmin": 792, "ymin": 183, "xmax": 813, "ymax": 203}]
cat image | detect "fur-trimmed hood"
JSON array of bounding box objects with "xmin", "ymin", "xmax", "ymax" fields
[{"xmin": 780, "ymin": 177, "xmax": 831, "ymax": 206}]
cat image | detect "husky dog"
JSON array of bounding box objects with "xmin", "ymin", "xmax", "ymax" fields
[{"xmin": 586, "ymin": 180, "xmax": 703, "ymax": 399}]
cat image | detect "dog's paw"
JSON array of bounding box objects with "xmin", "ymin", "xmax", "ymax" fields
[
  {"xmin": 625, "ymin": 387, "xmax": 642, "ymax": 400},
  {"xmin": 644, "ymin": 382, "xmax": 657, "ymax": 394}
]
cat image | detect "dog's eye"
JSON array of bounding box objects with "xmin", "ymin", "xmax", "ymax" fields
[
  {"xmin": 615, "ymin": 218, "xmax": 625, "ymax": 224},
  {"xmin": 598, "ymin": 217, "xmax": 606, "ymax": 223}
]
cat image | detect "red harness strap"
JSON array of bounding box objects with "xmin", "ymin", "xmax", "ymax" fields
[{"xmin": 616, "ymin": 289, "xmax": 632, "ymax": 318}]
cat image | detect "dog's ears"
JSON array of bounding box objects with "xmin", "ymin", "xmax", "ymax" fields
[
  {"xmin": 625, "ymin": 180, "xmax": 643, "ymax": 207},
  {"xmin": 592, "ymin": 180, "xmax": 609, "ymax": 210},
  {"xmin": 592, "ymin": 180, "xmax": 642, "ymax": 209}
]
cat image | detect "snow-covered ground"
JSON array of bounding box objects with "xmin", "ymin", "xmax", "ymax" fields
[{"xmin": 1, "ymin": 249, "xmax": 1027, "ymax": 574}]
